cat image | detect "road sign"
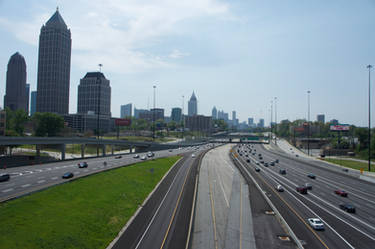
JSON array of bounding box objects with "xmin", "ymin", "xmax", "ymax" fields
[{"xmin": 330, "ymin": 124, "xmax": 350, "ymax": 131}]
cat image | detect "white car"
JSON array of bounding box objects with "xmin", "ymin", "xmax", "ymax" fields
[
  {"xmin": 308, "ymin": 218, "xmax": 324, "ymax": 230},
  {"xmin": 192, "ymin": 154, "xmax": 195, "ymax": 158},
  {"xmin": 275, "ymin": 184, "xmax": 284, "ymax": 192},
  {"xmin": 141, "ymin": 155, "xmax": 147, "ymax": 160},
  {"xmin": 133, "ymin": 154, "xmax": 139, "ymax": 159}
]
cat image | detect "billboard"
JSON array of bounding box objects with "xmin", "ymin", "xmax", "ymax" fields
[
  {"xmin": 330, "ymin": 124, "xmax": 350, "ymax": 131},
  {"xmin": 115, "ymin": 118, "xmax": 131, "ymax": 126}
]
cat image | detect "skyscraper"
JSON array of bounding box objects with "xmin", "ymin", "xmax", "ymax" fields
[
  {"xmin": 4, "ymin": 52, "xmax": 28, "ymax": 112},
  {"xmin": 248, "ymin": 118, "xmax": 254, "ymax": 126},
  {"xmin": 258, "ymin": 118, "xmax": 265, "ymax": 128},
  {"xmin": 188, "ymin": 92, "xmax": 198, "ymax": 116},
  {"xmin": 36, "ymin": 8, "xmax": 71, "ymax": 114},
  {"xmin": 212, "ymin": 106, "xmax": 217, "ymax": 119},
  {"xmin": 317, "ymin": 114, "xmax": 325, "ymax": 123},
  {"xmin": 30, "ymin": 91, "xmax": 37, "ymax": 116},
  {"xmin": 77, "ymin": 72, "xmax": 111, "ymax": 117},
  {"xmin": 171, "ymin": 107, "xmax": 182, "ymax": 122},
  {"xmin": 26, "ymin": 83, "xmax": 30, "ymax": 114},
  {"xmin": 121, "ymin": 103, "xmax": 132, "ymax": 118}
]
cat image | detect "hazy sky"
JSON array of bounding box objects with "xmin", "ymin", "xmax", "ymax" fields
[{"xmin": 0, "ymin": 0, "xmax": 374, "ymax": 126}]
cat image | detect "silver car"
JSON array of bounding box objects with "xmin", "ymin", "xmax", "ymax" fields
[{"xmin": 308, "ymin": 218, "xmax": 324, "ymax": 230}]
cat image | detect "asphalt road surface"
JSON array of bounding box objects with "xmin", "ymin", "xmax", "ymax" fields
[
  {"xmin": 236, "ymin": 143, "xmax": 375, "ymax": 249},
  {"xmin": 0, "ymin": 145, "xmax": 213, "ymax": 202}
]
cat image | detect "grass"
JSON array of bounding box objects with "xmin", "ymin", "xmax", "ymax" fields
[
  {"xmin": 0, "ymin": 156, "xmax": 181, "ymax": 249},
  {"xmin": 324, "ymin": 158, "xmax": 375, "ymax": 172}
]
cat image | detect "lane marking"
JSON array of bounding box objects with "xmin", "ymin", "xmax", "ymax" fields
[
  {"xmin": 240, "ymin": 182, "xmax": 243, "ymax": 249},
  {"xmin": 208, "ymin": 164, "xmax": 219, "ymax": 249},
  {"xmin": 22, "ymin": 184, "xmax": 31, "ymax": 188},
  {"xmin": 37, "ymin": 180, "xmax": 46, "ymax": 184},
  {"xmin": 51, "ymin": 177, "xmax": 58, "ymax": 180},
  {"xmin": 2, "ymin": 188, "xmax": 13, "ymax": 193},
  {"xmin": 215, "ymin": 165, "xmax": 230, "ymax": 207}
]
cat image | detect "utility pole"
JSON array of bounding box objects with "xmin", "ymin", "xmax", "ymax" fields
[
  {"xmin": 367, "ymin": 65, "xmax": 373, "ymax": 172},
  {"xmin": 270, "ymin": 100, "xmax": 273, "ymax": 142},
  {"xmin": 307, "ymin": 90, "xmax": 311, "ymax": 156},
  {"xmin": 275, "ymin": 97, "xmax": 277, "ymax": 145},
  {"xmin": 153, "ymin": 85, "xmax": 156, "ymax": 141}
]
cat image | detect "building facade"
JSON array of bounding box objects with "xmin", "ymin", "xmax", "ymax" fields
[
  {"xmin": 317, "ymin": 114, "xmax": 325, "ymax": 123},
  {"xmin": 184, "ymin": 115, "xmax": 212, "ymax": 133},
  {"xmin": 212, "ymin": 106, "xmax": 217, "ymax": 119},
  {"xmin": 4, "ymin": 52, "xmax": 28, "ymax": 112},
  {"xmin": 248, "ymin": 118, "xmax": 254, "ymax": 126},
  {"xmin": 36, "ymin": 8, "xmax": 71, "ymax": 114},
  {"xmin": 120, "ymin": 103, "xmax": 132, "ymax": 118},
  {"xmin": 77, "ymin": 72, "xmax": 111, "ymax": 117},
  {"xmin": 258, "ymin": 118, "xmax": 265, "ymax": 128},
  {"xmin": 30, "ymin": 91, "xmax": 37, "ymax": 116},
  {"xmin": 63, "ymin": 113, "xmax": 115, "ymax": 133},
  {"xmin": 171, "ymin": 107, "xmax": 182, "ymax": 122},
  {"xmin": 134, "ymin": 108, "xmax": 149, "ymax": 119},
  {"xmin": 188, "ymin": 92, "xmax": 198, "ymax": 116}
]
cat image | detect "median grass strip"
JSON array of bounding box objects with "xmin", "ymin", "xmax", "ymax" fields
[
  {"xmin": 0, "ymin": 156, "xmax": 181, "ymax": 249},
  {"xmin": 325, "ymin": 158, "xmax": 375, "ymax": 172}
]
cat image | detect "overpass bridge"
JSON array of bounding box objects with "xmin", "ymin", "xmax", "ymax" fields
[
  {"xmin": 0, "ymin": 136, "xmax": 207, "ymax": 161},
  {"xmin": 210, "ymin": 132, "xmax": 270, "ymax": 144}
]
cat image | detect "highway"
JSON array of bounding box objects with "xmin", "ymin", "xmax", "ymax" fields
[
  {"xmin": 0, "ymin": 145, "xmax": 212, "ymax": 202},
  {"xmin": 235, "ymin": 143, "xmax": 375, "ymax": 249}
]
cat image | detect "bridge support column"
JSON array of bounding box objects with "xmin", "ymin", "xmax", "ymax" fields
[
  {"xmin": 36, "ymin": 144, "xmax": 41, "ymax": 157},
  {"xmin": 130, "ymin": 146, "xmax": 133, "ymax": 153},
  {"xmin": 61, "ymin": 144, "xmax": 66, "ymax": 160},
  {"xmin": 111, "ymin": 146, "xmax": 114, "ymax": 155},
  {"xmin": 102, "ymin": 145, "xmax": 106, "ymax": 156},
  {"xmin": 81, "ymin": 144, "xmax": 85, "ymax": 158}
]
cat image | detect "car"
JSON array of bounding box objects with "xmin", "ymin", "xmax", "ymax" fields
[
  {"xmin": 276, "ymin": 184, "xmax": 284, "ymax": 192},
  {"xmin": 133, "ymin": 154, "xmax": 140, "ymax": 158},
  {"xmin": 0, "ymin": 173, "xmax": 10, "ymax": 182},
  {"xmin": 192, "ymin": 154, "xmax": 196, "ymax": 158},
  {"xmin": 260, "ymin": 160, "xmax": 264, "ymax": 164},
  {"xmin": 141, "ymin": 155, "xmax": 147, "ymax": 160},
  {"xmin": 169, "ymin": 149, "xmax": 173, "ymax": 152},
  {"xmin": 255, "ymin": 167, "xmax": 260, "ymax": 172},
  {"xmin": 246, "ymin": 159, "xmax": 250, "ymax": 163},
  {"xmin": 259, "ymin": 156, "xmax": 263, "ymax": 160},
  {"xmin": 279, "ymin": 169, "xmax": 286, "ymax": 175},
  {"xmin": 339, "ymin": 203, "xmax": 356, "ymax": 213},
  {"xmin": 239, "ymin": 153, "xmax": 243, "ymax": 156},
  {"xmin": 308, "ymin": 218, "xmax": 325, "ymax": 230},
  {"xmin": 256, "ymin": 162, "xmax": 260, "ymax": 165},
  {"xmin": 270, "ymin": 161, "xmax": 275, "ymax": 166},
  {"xmin": 334, "ymin": 190, "xmax": 348, "ymax": 197},
  {"xmin": 296, "ymin": 186, "xmax": 308, "ymax": 194},
  {"xmin": 307, "ymin": 173, "xmax": 316, "ymax": 179},
  {"xmin": 78, "ymin": 162, "xmax": 88, "ymax": 168},
  {"xmin": 115, "ymin": 155, "xmax": 122, "ymax": 159},
  {"xmin": 275, "ymin": 159, "xmax": 279, "ymax": 163},
  {"xmin": 245, "ymin": 154, "xmax": 248, "ymax": 157},
  {"xmin": 62, "ymin": 172, "xmax": 74, "ymax": 179},
  {"xmin": 147, "ymin": 151, "xmax": 154, "ymax": 157},
  {"xmin": 305, "ymin": 183, "xmax": 312, "ymax": 190},
  {"xmin": 258, "ymin": 153, "xmax": 262, "ymax": 157},
  {"xmin": 296, "ymin": 154, "xmax": 299, "ymax": 157},
  {"xmin": 264, "ymin": 162, "xmax": 269, "ymax": 167}
]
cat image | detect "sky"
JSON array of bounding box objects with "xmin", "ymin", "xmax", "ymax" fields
[{"xmin": 0, "ymin": 0, "xmax": 374, "ymax": 127}]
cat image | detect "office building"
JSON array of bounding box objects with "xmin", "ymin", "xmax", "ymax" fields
[
  {"xmin": 330, "ymin": 119, "xmax": 339, "ymax": 125},
  {"xmin": 134, "ymin": 108, "xmax": 149, "ymax": 119},
  {"xmin": 212, "ymin": 106, "xmax": 217, "ymax": 119},
  {"xmin": 258, "ymin": 118, "xmax": 264, "ymax": 128},
  {"xmin": 317, "ymin": 114, "xmax": 325, "ymax": 123},
  {"xmin": 248, "ymin": 118, "xmax": 254, "ymax": 126},
  {"xmin": 30, "ymin": 91, "xmax": 37, "ymax": 116},
  {"xmin": 171, "ymin": 107, "xmax": 182, "ymax": 122},
  {"xmin": 4, "ymin": 52, "xmax": 28, "ymax": 112},
  {"xmin": 77, "ymin": 72, "xmax": 111, "ymax": 117},
  {"xmin": 232, "ymin": 111, "xmax": 236, "ymax": 121},
  {"xmin": 188, "ymin": 92, "xmax": 198, "ymax": 116},
  {"xmin": 120, "ymin": 103, "xmax": 132, "ymax": 118},
  {"xmin": 185, "ymin": 115, "xmax": 212, "ymax": 133},
  {"xmin": 36, "ymin": 8, "xmax": 72, "ymax": 114},
  {"xmin": 64, "ymin": 113, "xmax": 115, "ymax": 133}
]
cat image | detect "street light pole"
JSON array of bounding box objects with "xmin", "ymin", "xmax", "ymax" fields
[
  {"xmin": 153, "ymin": 85, "xmax": 156, "ymax": 141},
  {"xmin": 270, "ymin": 100, "xmax": 273, "ymax": 141},
  {"xmin": 275, "ymin": 97, "xmax": 277, "ymax": 145},
  {"xmin": 367, "ymin": 65, "xmax": 373, "ymax": 172},
  {"xmin": 307, "ymin": 90, "xmax": 311, "ymax": 156}
]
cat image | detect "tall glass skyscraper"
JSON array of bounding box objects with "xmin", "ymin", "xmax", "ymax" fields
[
  {"xmin": 188, "ymin": 92, "xmax": 198, "ymax": 116},
  {"xmin": 36, "ymin": 8, "xmax": 71, "ymax": 114}
]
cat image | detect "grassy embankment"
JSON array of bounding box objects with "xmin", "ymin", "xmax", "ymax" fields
[
  {"xmin": 0, "ymin": 156, "xmax": 180, "ymax": 249},
  {"xmin": 324, "ymin": 158, "xmax": 375, "ymax": 172}
]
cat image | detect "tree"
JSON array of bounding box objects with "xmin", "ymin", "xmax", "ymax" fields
[
  {"xmin": 4, "ymin": 107, "xmax": 29, "ymax": 136},
  {"xmin": 32, "ymin": 112, "xmax": 64, "ymax": 137}
]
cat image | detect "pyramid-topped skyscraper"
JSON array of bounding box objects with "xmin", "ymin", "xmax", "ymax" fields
[
  {"xmin": 36, "ymin": 8, "xmax": 71, "ymax": 114},
  {"xmin": 188, "ymin": 91, "xmax": 198, "ymax": 116}
]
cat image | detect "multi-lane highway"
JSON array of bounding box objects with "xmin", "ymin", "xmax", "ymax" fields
[
  {"xmin": 0, "ymin": 145, "xmax": 210, "ymax": 202},
  {"xmin": 235, "ymin": 143, "xmax": 375, "ymax": 249}
]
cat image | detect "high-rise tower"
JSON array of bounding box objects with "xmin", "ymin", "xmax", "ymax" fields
[
  {"xmin": 188, "ymin": 92, "xmax": 198, "ymax": 116},
  {"xmin": 4, "ymin": 52, "xmax": 28, "ymax": 112},
  {"xmin": 36, "ymin": 8, "xmax": 71, "ymax": 114}
]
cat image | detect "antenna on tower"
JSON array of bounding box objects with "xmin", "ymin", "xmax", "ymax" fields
[
  {"xmin": 98, "ymin": 64, "xmax": 103, "ymax": 72},
  {"xmin": 56, "ymin": 6, "xmax": 59, "ymax": 12}
]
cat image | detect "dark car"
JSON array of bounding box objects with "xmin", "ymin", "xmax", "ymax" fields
[
  {"xmin": 305, "ymin": 183, "xmax": 312, "ymax": 190},
  {"xmin": 296, "ymin": 186, "xmax": 308, "ymax": 194},
  {"xmin": 279, "ymin": 169, "xmax": 286, "ymax": 175},
  {"xmin": 260, "ymin": 160, "xmax": 264, "ymax": 164},
  {"xmin": 259, "ymin": 156, "xmax": 263, "ymax": 160},
  {"xmin": 270, "ymin": 161, "xmax": 275, "ymax": 166},
  {"xmin": 307, "ymin": 173, "xmax": 316, "ymax": 179},
  {"xmin": 246, "ymin": 159, "xmax": 250, "ymax": 163},
  {"xmin": 115, "ymin": 155, "xmax": 122, "ymax": 159},
  {"xmin": 339, "ymin": 203, "xmax": 356, "ymax": 213},
  {"xmin": 0, "ymin": 173, "xmax": 10, "ymax": 182},
  {"xmin": 255, "ymin": 167, "xmax": 260, "ymax": 172},
  {"xmin": 78, "ymin": 162, "xmax": 88, "ymax": 168},
  {"xmin": 335, "ymin": 190, "xmax": 348, "ymax": 197},
  {"xmin": 62, "ymin": 172, "xmax": 74, "ymax": 179},
  {"xmin": 275, "ymin": 159, "xmax": 279, "ymax": 163},
  {"xmin": 264, "ymin": 162, "xmax": 269, "ymax": 167}
]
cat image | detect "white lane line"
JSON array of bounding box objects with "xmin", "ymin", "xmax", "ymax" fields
[
  {"xmin": 37, "ymin": 180, "xmax": 46, "ymax": 184},
  {"xmin": 2, "ymin": 188, "xmax": 13, "ymax": 193},
  {"xmin": 51, "ymin": 177, "xmax": 58, "ymax": 180},
  {"xmin": 74, "ymin": 172, "xmax": 80, "ymax": 175},
  {"xmin": 22, "ymin": 184, "xmax": 31, "ymax": 188},
  {"xmin": 214, "ymin": 165, "xmax": 230, "ymax": 207}
]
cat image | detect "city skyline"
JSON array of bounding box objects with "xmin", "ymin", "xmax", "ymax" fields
[{"xmin": 0, "ymin": 1, "xmax": 374, "ymax": 126}]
